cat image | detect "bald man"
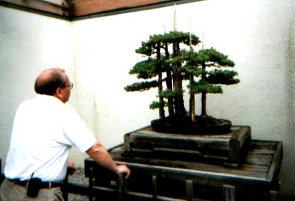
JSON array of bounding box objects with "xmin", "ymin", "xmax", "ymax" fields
[{"xmin": 0, "ymin": 68, "xmax": 130, "ymax": 201}]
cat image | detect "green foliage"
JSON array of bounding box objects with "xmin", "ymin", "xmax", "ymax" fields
[
  {"xmin": 150, "ymin": 101, "xmax": 167, "ymax": 109},
  {"xmin": 207, "ymin": 70, "xmax": 240, "ymax": 85},
  {"xmin": 136, "ymin": 31, "xmax": 200, "ymax": 56},
  {"xmin": 130, "ymin": 58, "xmax": 159, "ymax": 79},
  {"xmin": 124, "ymin": 80, "xmax": 158, "ymax": 92},
  {"xmin": 183, "ymin": 64, "xmax": 202, "ymax": 76},
  {"xmin": 159, "ymin": 89, "xmax": 181, "ymax": 98},
  {"xmin": 197, "ymin": 48, "xmax": 235, "ymax": 67},
  {"xmin": 189, "ymin": 80, "xmax": 223, "ymax": 94},
  {"xmin": 136, "ymin": 42, "xmax": 153, "ymax": 56}
]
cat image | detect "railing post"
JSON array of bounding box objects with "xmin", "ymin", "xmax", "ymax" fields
[
  {"xmin": 186, "ymin": 179, "xmax": 193, "ymax": 201},
  {"xmin": 152, "ymin": 175, "xmax": 157, "ymax": 201},
  {"xmin": 117, "ymin": 173, "xmax": 126, "ymax": 201},
  {"xmin": 62, "ymin": 174, "xmax": 69, "ymax": 201},
  {"xmin": 89, "ymin": 167, "xmax": 94, "ymax": 201},
  {"xmin": 269, "ymin": 190, "xmax": 278, "ymax": 201},
  {"xmin": 269, "ymin": 180, "xmax": 280, "ymax": 201},
  {"xmin": 223, "ymin": 184, "xmax": 235, "ymax": 201},
  {"xmin": 0, "ymin": 159, "xmax": 4, "ymax": 185}
]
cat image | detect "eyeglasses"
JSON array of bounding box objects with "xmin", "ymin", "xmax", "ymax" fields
[{"xmin": 64, "ymin": 82, "xmax": 73, "ymax": 89}]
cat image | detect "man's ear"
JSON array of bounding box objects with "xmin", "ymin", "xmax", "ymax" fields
[{"xmin": 54, "ymin": 87, "xmax": 63, "ymax": 100}]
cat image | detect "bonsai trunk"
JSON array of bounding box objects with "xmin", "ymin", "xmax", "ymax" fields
[
  {"xmin": 201, "ymin": 92, "xmax": 207, "ymax": 118},
  {"xmin": 201, "ymin": 64, "xmax": 207, "ymax": 118},
  {"xmin": 166, "ymin": 70, "xmax": 175, "ymax": 117},
  {"xmin": 157, "ymin": 44, "xmax": 165, "ymax": 119},
  {"xmin": 173, "ymin": 41, "xmax": 186, "ymax": 119},
  {"xmin": 165, "ymin": 44, "xmax": 175, "ymax": 117},
  {"xmin": 189, "ymin": 75, "xmax": 196, "ymax": 123},
  {"xmin": 158, "ymin": 73, "xmax": 165, "ymax": 119}
]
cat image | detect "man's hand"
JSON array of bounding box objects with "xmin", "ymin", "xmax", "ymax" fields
[
  {"xmin": 66, "ymin": 160, "xmax": 77, "ymax": 176},
  {"xmin": 86, "ymin": 142, "xmax": 131, "ymax": 180},
  {"xmin": 115, "ymin": 165, "xmax": 131, "ymax": 179}
]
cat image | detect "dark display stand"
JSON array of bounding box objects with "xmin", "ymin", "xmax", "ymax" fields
[{"xmin": 85, "ymin": 126, "xmax": 283, "ymax": 201}]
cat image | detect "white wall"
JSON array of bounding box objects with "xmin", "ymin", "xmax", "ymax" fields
[
  {"xmin": 0, "ymin": 7, "xmax": 75, "ymax": 166},
  {"xmin": 0, "ymin": 0, "xmax": 295, "ymax": 199}
]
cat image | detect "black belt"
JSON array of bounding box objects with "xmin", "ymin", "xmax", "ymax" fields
[{"xmin": 7, "ymin": 178, "xmax": 62, "ymax": 189}]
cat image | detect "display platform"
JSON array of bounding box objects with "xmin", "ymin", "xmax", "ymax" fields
[
  {"xmin": 85, "ymin": 140, "xmax": 283, "ymax": 201},
  {"xmin": 123, "ymin": 126, "xmax": 251, "ymax": 166}
]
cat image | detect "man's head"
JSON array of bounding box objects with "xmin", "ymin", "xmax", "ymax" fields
[{"xmin": 34, "ymin": 68, "xmax": 72, "ymax": 103}]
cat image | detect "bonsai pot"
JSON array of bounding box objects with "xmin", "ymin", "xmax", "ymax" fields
[{"xmin": 151, "ymin": 116, "xmax": 231, "ymax": 134}]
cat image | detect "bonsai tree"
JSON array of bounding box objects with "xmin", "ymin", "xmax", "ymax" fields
[{"xmin": 125, "ymin": 31, "xmax": 240, "ymax": 134}]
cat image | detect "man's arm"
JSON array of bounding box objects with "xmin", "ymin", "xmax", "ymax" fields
[{"xmin": 86, "ymin": 142, "xmax": 131, "ymax": 179}]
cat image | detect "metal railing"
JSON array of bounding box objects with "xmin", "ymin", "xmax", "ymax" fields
[
  {"xmin": 62, "ymin": 167, "xmax": 239, "ymax": 201},
  {"xmin": 0, "ymin": 159, "xmax": 277, "ymax": 201}
]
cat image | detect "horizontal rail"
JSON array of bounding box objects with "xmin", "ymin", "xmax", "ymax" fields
[{"xmin": 64, "ymin": 181, "xmax": 194, "ymax": 201}]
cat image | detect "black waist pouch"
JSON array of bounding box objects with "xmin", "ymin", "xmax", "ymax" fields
[{"xmin": 26, "ymin": 177, "xmax": 42, "ymax": 198}]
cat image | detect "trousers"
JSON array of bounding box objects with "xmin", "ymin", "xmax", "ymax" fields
[{"xmin": 0, "ymin": 179, "xmax": 64, "ymax": 201}]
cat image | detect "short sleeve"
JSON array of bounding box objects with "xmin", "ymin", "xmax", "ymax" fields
[{"xmin": 58, "ymin": 104, "xmax": 97, "ymax": 152}]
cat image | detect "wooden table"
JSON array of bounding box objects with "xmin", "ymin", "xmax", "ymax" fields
[{"xmin": 85, "ymin": 140, "xmax": 283, "ymax": 201}]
